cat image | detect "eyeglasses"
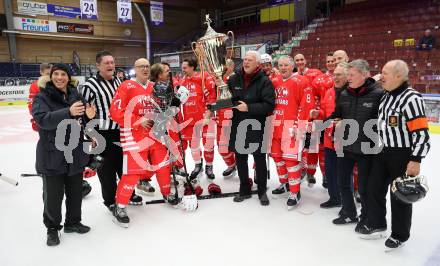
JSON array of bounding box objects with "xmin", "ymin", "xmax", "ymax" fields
[{"xmin": 135, "ymin": 65, "xmax": 150, "ymax": 69}]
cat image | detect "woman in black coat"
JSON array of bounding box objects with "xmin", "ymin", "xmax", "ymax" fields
[{"xmin": 32, "ymin": 64, "xmax": 95, "ymax": 246}]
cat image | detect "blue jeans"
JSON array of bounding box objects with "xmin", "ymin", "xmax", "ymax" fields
[{"xmin": 325, "ymin": 148, "xmax": 340, "ymax": 203}]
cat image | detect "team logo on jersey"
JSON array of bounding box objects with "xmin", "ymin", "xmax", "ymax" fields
[
  {"xmin": 389, "ymin": 115, "xmax": 398, "ymax": 127},
  {"xmin": 275, "ymin": 87, "xmax": 288, "ymax": 98}
]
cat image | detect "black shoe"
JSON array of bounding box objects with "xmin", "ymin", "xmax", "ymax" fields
[
  {"xmin": 47, "ymin": 229, "xmax": 60, "ymax": 246},
  {"xmin": 82, "ymin": 180, "xmax": 92, "ymax": 198},
  {"xmin": 205, "ymin": 164, "xmax": 215, "ymax": 180},
  {"xmin": 222, "ymin": 165, "xmax": 236, "ymax": 178},
  {"xmin": 272, "ymin": 183, "xmax": 288, "ymax": 195},
  {"xmin": 320, "ymin": 199, "xmax": 341, "ymax": 209},
  {"xmin": 385, "ymin": 237, "xmax": 405, "ymax": 250},
  {"xmin": 355, "ymin": 218, "xmax": 367, "ymax": 233},
  {"xmin": 64, "ymin": 223, "xmax": 91, "ymax": 234},
  {"xmin": 190, "ymin": 160, "xmax": 203, "ymax": 180},
  {"xmin": 259, "ymin": 193, "xmax": 270, "ymax": 206},
  {"xmin": 322, "ymin": 175, "xmax": 328, "ymax": 189},
  {"xmin": 332, "ymin": 214, "xmax": 358, "ymax": 225},
  {"xmin": 233, "ymin": 194, "xmax": 252, "ymax": 202},
  {"xmin": 112, "ymin": 205, "xmax": 129, "ymax": 228},
  {"xmin": 129, "ymin": 193, "xmax": 143, "ymax": 206},
  {"xmin": 358, "ymin": 224, "xmax": 387, "ymax": 239}
]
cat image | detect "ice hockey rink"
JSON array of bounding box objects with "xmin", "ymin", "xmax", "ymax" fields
[{"xmin": 0, "ymin": 105, "xmax": 439, "ymax": 266}]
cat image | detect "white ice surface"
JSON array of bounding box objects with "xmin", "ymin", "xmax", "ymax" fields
[{"xmin": 0, "ymin": 105, "xmax": 439, "ymax": 266}]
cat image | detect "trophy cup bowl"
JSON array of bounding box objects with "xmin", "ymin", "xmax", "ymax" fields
[{"xmin": 192, "ymin": 16, "xmax": 235, "ymax": 111}]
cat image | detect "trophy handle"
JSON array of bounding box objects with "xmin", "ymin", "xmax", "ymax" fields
[{"xmin": 227, "ymin": 31, "xmax": 234, "ymax": 59}]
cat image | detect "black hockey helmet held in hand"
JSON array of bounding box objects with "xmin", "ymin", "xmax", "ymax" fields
[
  {"xmin": 88, "ymin": 154, "xmax": 105, "ymax": 171},
  {"xmin": 153, "ymin": 80, "xmax": 174, "ymax": 111},
  {"xmin": 391, "ymin": 174, "xmax": 428, "ymax": 204}
]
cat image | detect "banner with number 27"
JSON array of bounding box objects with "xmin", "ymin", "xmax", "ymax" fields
[{"xmin": 117, "ymin": 0, "xmax": 132, "ymax": 24}]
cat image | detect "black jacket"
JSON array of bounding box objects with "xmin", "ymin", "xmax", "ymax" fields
[
  {"xmin": 419, "ymin": 35, "xmax": 435, "ymax": 47},
  {"xmin": 333, "ymin": 78, "xmax": 383, "ymax": 155},
  {"xmin": 32, "ymin": 76, "xmax": 89, "ymax": 176},
  {"xmin": 227, "ymin": 69, "xmax": 275, "ymax": 154}
]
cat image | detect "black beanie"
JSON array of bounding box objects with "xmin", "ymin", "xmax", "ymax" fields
[{"xmin": 50, "ymin": 63, "xmax": 71, "ymax": 81}]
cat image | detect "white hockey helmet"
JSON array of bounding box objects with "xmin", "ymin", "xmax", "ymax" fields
[{"xmin": 260, "ymin": 53, "xmax": 273, "ymax": 64}]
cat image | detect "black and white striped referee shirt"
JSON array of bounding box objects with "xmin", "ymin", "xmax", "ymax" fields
[
  {"xmin": 378, "ymin": 81, "xmax": 431, "ymax": 162},
  {"xmin": 81, "ymin": 74, "xmax": 121, "ymax": 130}
]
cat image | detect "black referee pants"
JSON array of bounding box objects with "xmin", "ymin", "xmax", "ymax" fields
[
  {"xmin": 367, "ymin": 148, "xmax": 412, "ymax": 242},
  {"xmin": 97, "ymin": 129, "xmax": 123, "ymax": 207}
]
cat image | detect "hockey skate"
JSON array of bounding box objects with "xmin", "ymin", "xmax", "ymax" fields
[
  {"xmin": 358, "ymin": 225, "xmax": 387, "ymax": 240},
  {"xmin": 112, "ymin": 205, "xmax": 129, "ymax": 228},
  {"xmin": 306, "ymin": 174, "xmax": 316, "ymax": 188},
  {"xmin": 190, "ymin": 160, "xmax": 203, "ymax": 181},
  {"xmin": 205, "ymin": 164, "xmax": 215, "ymax": 180},
  {"xmin": 136, "ymin": 179, "xmax": 155, "ymax": 196},
  {"xmin": 271, "ymin": 183, "xmax": 289, "ymax": 198},
  {"xmin": 222, "ymin": 165, "xmax": 236, "ymax": 179},
  {"xmin": 287, "ymin": 191, "xmax": 301, "ymax": 210},
  {"xmin": 129, "ymin": 193, "xmax": 143, "ymax": 205}
]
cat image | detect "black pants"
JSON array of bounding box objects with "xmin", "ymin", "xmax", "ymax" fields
[
  {"xmin": 97, "ymin": 129, "xmax": 123, "ymax": 207},
  {"xmin": 235, "ymin": 152, "xmax": 267, "ymax": 197},
  {"xmin": 337, "ymin": 151, "xmax": 372, "ymax": 220},
  {"xmin": 43, "ymin": 173, "xmax": 83, "ymax": 230},
  {"xmin": 367, "ymin": 148, "xmax": 412, "ymax": 242},
  {"xmin": 325, "ymin": 148, "xmax": 340, "ymax": 203}
]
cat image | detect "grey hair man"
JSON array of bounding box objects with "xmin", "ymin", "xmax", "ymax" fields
[
  {"xmin": 331, "ymin": 59, "xmax": 383, "ymax": 229},
  {"xmin": 227, "ymin": 50, "xmax": 275, "ymax": 206},
  {"xmin": 360, "ymin": 59, "xmax": 430, "ymax": 250}
]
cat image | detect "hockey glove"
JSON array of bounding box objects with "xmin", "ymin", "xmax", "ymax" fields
[
  {"xmin": 83, "ymin": 168, "xmax": 96, "ymax": 178},
  {"xmin": 180, "ymin": 194, "xmax": 198, "ymax": 211}
]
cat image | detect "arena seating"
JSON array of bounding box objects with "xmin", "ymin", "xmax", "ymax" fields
[{"xmin": 291, "ymin": 0, "xmax": 440, "ymax": 93}]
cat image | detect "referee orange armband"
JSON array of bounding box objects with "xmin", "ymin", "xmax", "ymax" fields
[{"xmin": 406, "ymin": 117, "xmax": 429, "ymax": 132}]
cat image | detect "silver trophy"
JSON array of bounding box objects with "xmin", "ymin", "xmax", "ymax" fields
[{"xmin": 192, "ymin": 15, "xmax": 234, "ymax": 111}]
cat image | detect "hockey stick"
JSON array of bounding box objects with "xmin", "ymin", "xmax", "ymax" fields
[
  {"xmin": 0, "ymin": 173, "xmax": 19, "ymax": 186},
  {"xmin": 145, "ymin": 189, "xmax": 259, "ymax": 205},
  {"xmin": 20, "ymin": 173, "xmax": 41, "ymax": 177}
]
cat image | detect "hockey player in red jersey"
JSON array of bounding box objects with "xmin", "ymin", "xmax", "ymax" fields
[
  {"xmin": 109, "ymin": 58, "xmax": 196, "ymax": 227},
  {"xmin": 270, "ymin": 55, "xmax": 311, "ymax": 209},
  {"xmin": 307, "ymin": 54, "xmax": 336, "ymax": 188},
  {"xmin": 28, "ymin": 63, "xmax": 51, "ymax": 132},
  {"xmin": 178, "ymin": 59, "xmax": 217, "ymax": 180},
  {"xmin": 293, "ymin": 53, "xmax": 326, "ymax": 187},
  {"xmin": 216, "ymin": 59, "xmax": 237, "ymax": 178}
]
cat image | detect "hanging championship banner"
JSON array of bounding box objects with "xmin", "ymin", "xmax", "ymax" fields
[
  {"xmin": 80, "ymin": 0, "xmax": 98, "ymax": 20},
  {"xmin": 117, "ymin": 0, "xmax": 132, "ymax": 24},
  {"xmin": 150, "ymin": 1, "xmax": 163, "ymax": 26}
]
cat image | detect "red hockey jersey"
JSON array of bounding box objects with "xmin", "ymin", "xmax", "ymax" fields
[
  {"xmin": 109, "ymin": 80, "xmax": 157, "ymax": 151},
  {"xmin": 178, "ymin": 72, "xmax": 216, "ymax": 126},
  {"xmin": 271, "ymin": 74, "xmax": 310, "ymax": 139}
]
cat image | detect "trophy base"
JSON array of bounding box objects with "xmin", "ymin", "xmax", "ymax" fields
[{"xmin": 208, "ymin": 98, "xmax": 235, "ymax": 111}]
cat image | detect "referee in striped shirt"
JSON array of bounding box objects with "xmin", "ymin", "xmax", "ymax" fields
[
  {"xmin": 361, "ymin": 60, "xmax": 431, "ymax": 249},
  {"xmin": 81, "ymin": 51, "xmax": 141, "ymax": 211}
]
